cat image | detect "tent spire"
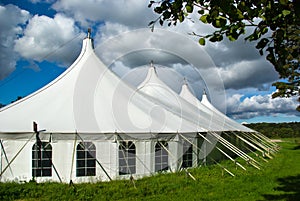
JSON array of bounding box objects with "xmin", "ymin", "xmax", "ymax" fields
[
  {"xmin": 150, "ymin": 60, "xmax": 157, "ymax": 74},
  {"xmin": 183, "ymin": 77, "xmax": 188, "ymax": 85},
  {"xmin": 87, "ymin": 28, "xmax": 91, "ymax": 39}
]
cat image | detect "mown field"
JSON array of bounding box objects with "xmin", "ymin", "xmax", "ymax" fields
[{"xmin": 0, "ymin": 139, "xmax": 299, "ymax": 201}]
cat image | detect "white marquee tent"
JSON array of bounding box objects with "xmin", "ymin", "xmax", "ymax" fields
[
  {"xmin": 0, "ymin": 31, "xmax": 277, "ymax": 183},
  {"xmin": 135, "ymin": 63, "xmax": 278, "ymax": 168}
]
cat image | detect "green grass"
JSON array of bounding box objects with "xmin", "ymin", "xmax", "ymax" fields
[{"xmin": 1, "ymin": 139, "xmax": 300, "ymax": 201}]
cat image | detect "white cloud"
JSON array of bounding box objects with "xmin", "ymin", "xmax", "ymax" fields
[
  {"xmin": 217, "ymin": 59, "xmax": 279, "ymax": 90},
  {"xmin": 227, "ymin": 93, "xmax": 299, "ymax": 120},
  {"xmin": 95, "ymin": 22, "xmax": 130, "ymax": 43},
  {"xmin": 14, "ymin": 13, "xmax": 83, "ymax": 66},
  {"xmin": 52, "ymin": 0, "xmax": 157, "ymax": 28},
  {"xmin": 0, "ymin": 4, "xmax": 30, "ymax": 79}
]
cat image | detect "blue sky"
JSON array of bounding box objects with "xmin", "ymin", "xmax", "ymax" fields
[{"xmin": 0, "ymin": 0, "xmax": 299, "ymax": 123}]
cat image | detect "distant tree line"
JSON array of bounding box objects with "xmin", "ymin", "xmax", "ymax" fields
[{"xmin": 245, "ymin": 122, "xmax": 300, "ymax": 138}]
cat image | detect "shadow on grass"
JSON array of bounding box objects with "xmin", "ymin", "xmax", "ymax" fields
[
  {"xmin": 262, "ymin": 174, "xmax": 300, "ymax": 201},
  {"xmin": 292, "ymin": 145, "xmax": 300, "ymax": 150}
]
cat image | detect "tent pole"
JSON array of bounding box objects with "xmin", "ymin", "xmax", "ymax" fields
[
  {"xmin": 116, "ymin": 136, "xmax": 133, "ymax": 177},
  {"xmin": 253, "ymin": 132, "xmax": 279, "ymax": 149},
  {"xmin": 0, "ymin": 140, "xmax": 14, "ymax": 178},
  {"xmin": 0, "ymin": 140, "xmax": 1, "ymax": 180},
  {"xmin": 225, "ymin": 132, "xmax": 269, "ymax": 163},
  {"xmin": 242, "ymin": 132, "xmax": 276, "ymax": 155},
  {"xmin": 242, "ymin": 132, "xmax": 272, "ymax": 151},
  {"xmin": 158, "ymin": 140, "xmax": 196, "ymax": 181},
  {"xmin": 157, "ymin": 141, "xmax": 173, "ymax": 173},
  {"xmin": 118, "ymin": 136, "xmax": 137, "ymax": 188},
  {"xmin": 208, "ymin": 132, "xmax": 261, "ymax": 169},
  {"xmin": 209, "ymin": 132, "xmax": 249, "ymax": 161},
  {"xmin": 0, "ymin": 133, "xmax": 35, "ymax": 178},
  {"xmin": 235, "ymin": 133, "xmax": 271, "ymax": 159},
  {"xmin": 182, "ymin": 133, "xmax": 239, "ymax": 176},
  {"xmin": 248, "ymin": 132, "xmax": 276, "ymax": 151},
  {"xmin": 254, "ymin": 132, "xmax": 278, "ymax": 150},
  {"xmin": 69, "ymin": 133, "xmax": 77, "ymax": 185},
  {"xmin": 197, "ymin": 133, "xmax": 235, "ymax": 177},
  {"xmin": 37, "ymin": 139, "xmax": 63, "ymax": 183},
  {"xmin": 76, "ymin": 133, "xmax": 112, "ymax": 181},
  {"xmin": 193, "ymin": 133, "xmax": 246, "ymax": 171}
]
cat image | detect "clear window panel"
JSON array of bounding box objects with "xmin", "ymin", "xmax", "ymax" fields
[
  {"xmin": 118, "ymin": 141, "xmax": 136, "ymax": 175},
  {"xmin": 76, "ymin": 142, "xmax": 96, "ymax": 177}
]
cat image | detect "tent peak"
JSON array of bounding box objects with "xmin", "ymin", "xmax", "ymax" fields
[
  {"xmin": 149, "ymin": 60, "xmax": 157, "ymax": 74},
  {"xmin": 201, "ymin": 89, "xmax": 210, "ymax": 104},
  {"xmin": 87, "ymin": 28, "xmax": 92, "ymax": 39},
  {"xmin": 84, "ymin": 28, "xmax": 94, "ymax": 50},
  {"xmin": 148, "ymin": 60, "xmax": 157, "ymax": 76},
  {"xmin": 183, "ymin": 77, "xmax": 188, "ymax": 86}
]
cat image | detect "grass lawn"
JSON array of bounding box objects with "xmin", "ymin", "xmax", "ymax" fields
[{"xmin": 0, "ymin": 139, "xmax": 299, "ymax": 201}]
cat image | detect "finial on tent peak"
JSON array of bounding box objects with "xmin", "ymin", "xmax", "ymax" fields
[
  {"xmin": 150, "ymin": 60, "xmax": 155, "ymax": 69},
  {"xmin": 87, "ymin": 28, "xmax": 92, "ymax": 39},
  {"xmin": 183, "ymin": 77, "xmax": 188, "ymax": 85},
  {"xmin": 33, "ymin": 121, "xmax": 38, "ymax": 133},
  {"xmin": 150, "ymin": 60, "xmax": 157, "ymax": 73},
  {"xmin": 203, "ymin": 88, "xmax": 207, "ymax": 95}
]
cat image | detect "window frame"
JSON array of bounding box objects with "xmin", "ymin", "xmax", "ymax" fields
[
  {"xmin": 76, "ymin": 142, "xmax": 96, "ymax": 177},
  {"xmin": 155, "ymin": 141, "xmax": 169, "ymax": 172},
  {"xmin": 118, "ymin": 141, "xmax": 136, "ymax": 175},
  {"xmin": 32, "ymin": 141, "xmax": 52, "ymax": 177},
  {"xmin": 182, "ymin": 141, "xmax": 193, "ymax": 168}
]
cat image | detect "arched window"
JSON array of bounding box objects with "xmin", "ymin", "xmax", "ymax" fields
[
  {"xmin": 76, "ymin": 142, "xmax": 96, "ymax": 177},
  {"xmin": 119, "ymin": 141, "xmax": 136, "ymax": 175},
  {"xmin": 182, "ymin": 141, "xmax": 193, "ymax": 168},
  {"xmin": 32, "ymin": 142, "xmax": 52, "ymax": 177},
  {"xmin": 155, "ymin": 141, "xmax": 168, "ymax": 172}
]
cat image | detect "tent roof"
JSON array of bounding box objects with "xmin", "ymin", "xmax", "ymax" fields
[
  {"xmin": 137, "ymin": 64, "xmax": 236, "ymax": 132},
  {"xmin": 179, "ymin": 81, "xmax": 254, "ymax": 132},
  {"xmin": 0, "ymin": 35, "xmax": 206, "ymax": 137}
]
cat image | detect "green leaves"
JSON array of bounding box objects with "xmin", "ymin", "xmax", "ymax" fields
[
  {"xmin": 150, "ymin": 0, "xmax": 299, "ymax": 110},
  {"xmin": 212, "ymin": 17, "xmax": 227, "ymax": 28},
  {"xmin": 200, "ymin": 15, "xmax": 208, "ymax": 23},
  {"xmin": 198, "ymin": 38, "xmax": 206, "ymax": 45},
  {"xmin": 186, "ymin": 5, "xmax": 193, "ymax": 13},
  {"xmin": 282, "ymin": 10, "xmax": 291, "ymax": 17},
  {"xmin": 256, "ymin": 38, "xmax": 270, "ymax": 53}
]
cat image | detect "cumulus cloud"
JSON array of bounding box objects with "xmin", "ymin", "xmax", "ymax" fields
[
  {"xmin": 95, "ymin": 22, "xmax": 130, "ymax": 43},
  {"xmin": 217, "ymin": 59, "xmax": 279, "ymax": 90},
  {"xmin": 205, "ymin": 37, "xmax": 260, "ymax": 67},
  {"xmin": 52, "ymin": 0, "xmax": 157, "ymax": 28},
  {"xmin": 227, "ymin": 93, "xmax": 299, "ymax": 120},
  {"xmin": 0, "ymin": 4, "xmax": 30, "ymax": 80},
  {"xmin": 14, "ymin": 13, "xmax": 84, "ymax": 66}
]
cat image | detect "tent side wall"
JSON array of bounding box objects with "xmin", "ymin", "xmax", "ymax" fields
[{"xmin": 0, "ymin": 138, "xmax": 119, "ymax": 183}]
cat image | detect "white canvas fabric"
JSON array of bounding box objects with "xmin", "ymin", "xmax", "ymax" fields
[
  {"xmin": 0, "ymin": 36, "xmax": 205, "ymax": 140},
  {"xmin": 0, "ymin": 33, "xmax": 270, "ymax": 184},
  {"xmin": 137, "ymin": 64, "xmax": 253, "ymax": 132},
  {"xmin": 179, "ymin": 82, "xmax": 254, "ymax": 132}
]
